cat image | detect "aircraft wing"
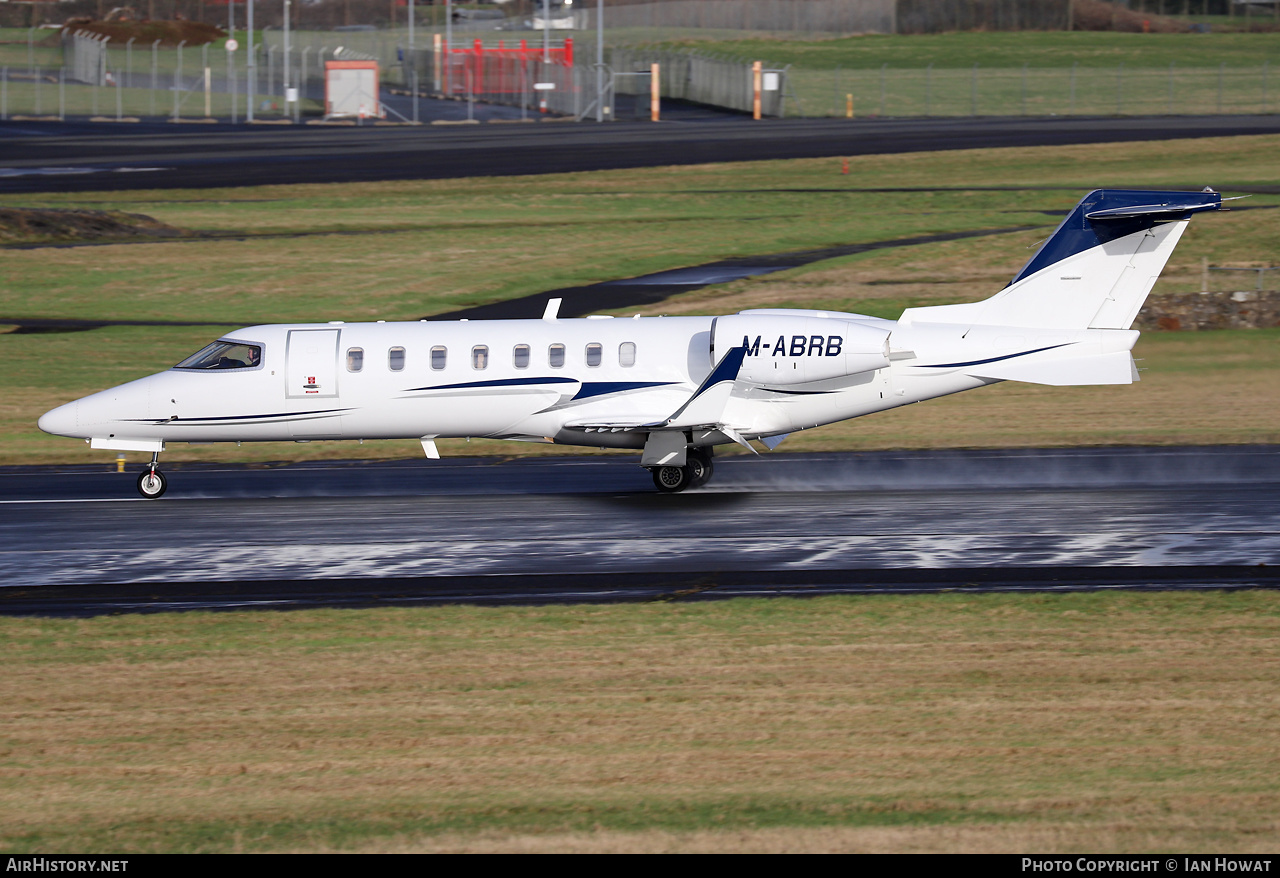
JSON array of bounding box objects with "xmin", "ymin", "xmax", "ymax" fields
[{"xmin": 564, "ymin": 346, "xmax": 756, "ymax": 451}]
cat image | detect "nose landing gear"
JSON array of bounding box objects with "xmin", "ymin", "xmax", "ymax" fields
[
  {"xmin": 136, "ymin": 452, "xmax": 167, "ymax": 499},
  {"xmin": 650, "ymin": 447, "xmax": 714, "ymax": 494}
]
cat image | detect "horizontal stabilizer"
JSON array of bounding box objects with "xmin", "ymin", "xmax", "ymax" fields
[{"xmin": 1085, "ymin": 200, "xmax": 1224, "ymax": 220}]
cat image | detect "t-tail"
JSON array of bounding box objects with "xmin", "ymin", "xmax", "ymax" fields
[{"xmin": 900, "ymin": 188, "xmax": 1224, "ymax": 332}]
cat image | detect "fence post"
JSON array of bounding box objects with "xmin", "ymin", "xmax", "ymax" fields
[
  {"xmin": 752, "ymin": 60, "xmax": 760, "ymax": 119},
  {"xmin": 228, "ymin": 40, "xmax": 237, "ymax": 124},
  {"xmin": 174, "ymin": 40, "xmax": 185, "ymax": 122},
  {"xmin": 653, "ymin": 62, "xmax": 661, "ymax": 121},
  {"xmin": 151, "ymin": 40, "xmax": 159, "ymax": 117},
  {"xmin": 301, "ymin": 47, "xmax": 309, "ymax": 120}
]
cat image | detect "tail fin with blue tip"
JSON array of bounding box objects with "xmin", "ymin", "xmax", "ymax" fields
[{"xmin": 900, "ymin": 189, "xmax": 1224, "ymax": 331}]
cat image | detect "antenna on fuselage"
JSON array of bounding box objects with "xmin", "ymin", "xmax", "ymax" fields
[{"xmin": 542, "ymin": 298, "xmax": 562, "ymax": 321}]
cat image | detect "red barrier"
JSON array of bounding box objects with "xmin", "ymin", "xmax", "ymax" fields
[{"xmin": 442, "ymin": 38, "xmax": 573, "ymax": 96}]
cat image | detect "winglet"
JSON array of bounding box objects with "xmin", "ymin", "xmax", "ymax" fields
[
  {"xmin": 664, "ymin": 346, "xmax": 747, "ymax": 430},
  {"xmin": 542, "ymin": 298, "xmax": 562, "ymax": 321}
]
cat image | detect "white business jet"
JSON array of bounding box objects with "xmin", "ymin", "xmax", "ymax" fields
[{"xmin": 39, "ymin": 188, "xmax": 1225, "ymax": 498}]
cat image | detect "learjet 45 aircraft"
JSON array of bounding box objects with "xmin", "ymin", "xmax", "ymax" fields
[{"xmin": 39, "ymin": 188, "xmax": 1225, "ymax": 498}]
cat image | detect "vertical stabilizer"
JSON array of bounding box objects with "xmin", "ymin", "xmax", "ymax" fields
[{"xmin": 900, "ymin": 189, "xmax": 1222, "ymax": 330}]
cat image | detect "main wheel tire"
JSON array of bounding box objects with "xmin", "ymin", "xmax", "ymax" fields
[
  {"xmin": 687, "ymin": 451, "xmax": 714, "ymax": 488},
  {"xmin": 136, "ymin": 469, "xmax": 168, "ymax": 499},
  {"xmin": 652, "ymin": 464, "xmax": 691, "ymax": 494}
]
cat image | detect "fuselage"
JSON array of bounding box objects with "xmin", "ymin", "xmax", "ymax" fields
[{"xmin": 37, "ymin": 311, "xmax": 1001, "ymax": 454}]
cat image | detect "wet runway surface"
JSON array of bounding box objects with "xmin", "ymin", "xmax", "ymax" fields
[{"xmin": 1, "ymin": 447, "xmax": 1278, "ymax": 614}]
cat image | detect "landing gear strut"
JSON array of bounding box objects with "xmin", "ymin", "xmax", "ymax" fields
[
  {"xmin": 651, "ymin": 447, "xmax": 714, "ymax": 494},
  {"xmin": 136, "ymin": 451, "xmax": 167, "ymax": 499}
]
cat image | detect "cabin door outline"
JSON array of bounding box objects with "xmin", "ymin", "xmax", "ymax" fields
[{"xmin": 285, "ymin": 329, "xmax": 341, "ymax": 399}]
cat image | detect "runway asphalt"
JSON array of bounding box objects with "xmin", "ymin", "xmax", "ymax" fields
[
  {"xmin": 3, "ymin": 114, "xmax": 1280, "ymax": 193},
  {"xmin": 2, "ymin": 447, "xmax": 1278, "ymax": 614}
]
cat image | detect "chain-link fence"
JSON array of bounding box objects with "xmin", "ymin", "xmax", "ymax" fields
[{"xmin": 1, "ymin": 9, "xmax": 1277, "ymax": 122}]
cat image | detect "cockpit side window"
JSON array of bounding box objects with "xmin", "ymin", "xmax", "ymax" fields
[{"xmin": 174, "ymin": 340, "xmax": 264, "ymax": 371}]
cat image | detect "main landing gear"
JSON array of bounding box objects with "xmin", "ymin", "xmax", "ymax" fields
[
  {"xmin": 650, "ymin": 447, "xmax": 714, "ymax": 494},
  {"xmin": 136, "ymin": 451, "xmax": 167, "ymax": 499}
]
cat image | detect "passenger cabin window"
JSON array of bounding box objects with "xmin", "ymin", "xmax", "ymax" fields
[
  {"xmin": 549, "ymin": 343, "xmax": 565, "ymax": 368},
  {"xmin": 431, "ymin": 346, "xmax": 447, "ymax": 371},
  {"xmin": 175, "ymin": 340, "xmax": 262, "ymax": 371},
  {"xmin": 619, "ymin": 342, "xmax": 636, "ymax": 367},
  {"xmin": 586, "ymin": 343, "xmax": 603, "ymax": 367},
  {"xmin": 472, "ymin": 345, "xmax": 489, "ymax": 370},
  {"xmin": 513, "ymin": 344, "xmax": 530, "ymax": 369},
  {"xmin": 346, "ymin": 347, "xmax": 364, "ymax": 372},
  {"xmin": 388, "ymin": 347, "xmax": 406, "ymax": 371}
]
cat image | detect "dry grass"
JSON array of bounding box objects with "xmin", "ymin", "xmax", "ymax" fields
[{"xmin": 2, "ymin": 593, "xmax": 1279, "ymax": 852}]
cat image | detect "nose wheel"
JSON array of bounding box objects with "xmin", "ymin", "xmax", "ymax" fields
[{"xmin": 136, "ymin": 452, "xmax": 167, "ymax": 499}]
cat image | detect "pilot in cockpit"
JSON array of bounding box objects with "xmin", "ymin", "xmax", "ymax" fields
[{"xmin": 216, "ymin": 346, "xmax": 259, "ymax": 369}]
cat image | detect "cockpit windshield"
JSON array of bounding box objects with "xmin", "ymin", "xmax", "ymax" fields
[{"xmin": 174, "ymin": 340, "xmax": 263, "ymax": 371}]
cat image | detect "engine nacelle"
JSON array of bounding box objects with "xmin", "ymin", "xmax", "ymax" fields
[{"xmin": 712, "ymin": 314, "xmax": 891, "ymax": 386}]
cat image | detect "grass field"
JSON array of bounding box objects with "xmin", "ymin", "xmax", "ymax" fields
[
  {"xmin": 2, "ymin": 592, "xmax": 1278, "ymax": 853},
  {"xmin": 3, "ymin": 134, "xmax": 1278, "ymax": 465},
  {"xmin": 648, "ymin": 31, "xmax": 1280, "ymax": 69},
  {"xmin": 3, "ymin": 95, "xmax": 1280, "ymax": 855}
]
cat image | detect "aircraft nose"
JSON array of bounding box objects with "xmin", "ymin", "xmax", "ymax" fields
[{"xmin": 38, "ymin": 400, "xmax": 78, "ymax": 437}]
